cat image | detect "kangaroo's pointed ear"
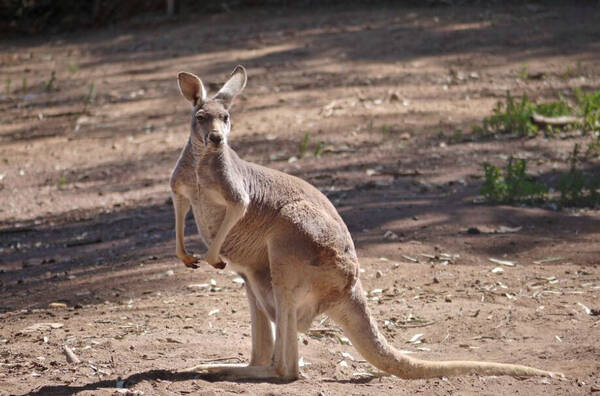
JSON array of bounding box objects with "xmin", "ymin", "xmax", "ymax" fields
[
  {"xmin": 177, "ymin": 72, "xmax": 207, "ymax": 106},
  {"xmin": 214, "ymin": 65, "xmax": 247, "ymax": 109}
]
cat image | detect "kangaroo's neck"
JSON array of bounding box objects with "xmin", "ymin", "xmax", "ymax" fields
[{"xmin": 192, "ymin": 141, "xmax": 248, "ymax": 178}]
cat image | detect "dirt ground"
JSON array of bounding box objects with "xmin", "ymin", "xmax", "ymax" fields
[{"xmin": 1, "ymin": 4, "xmax": 599, "ymax": 395}]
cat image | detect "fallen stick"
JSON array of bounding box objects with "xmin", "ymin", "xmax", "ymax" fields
[
  {"xmin": 532, "ymin": 113, "xmax": 583, "ymax": 126},
  {"xmin": 198, "ymin": 356, "xmax": 243, "ymax": 363},
  {"xmin": 307, "ymin": 327, "xmax": 343, "ymax": 334},
  {"xmin": 395, "ymin": 321, "xmax": 437, "ymax": 329}
]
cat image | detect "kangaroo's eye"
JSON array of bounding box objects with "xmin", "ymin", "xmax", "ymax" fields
[
  {"xmin": 195, "ymin": 111, "xmax": 206, "ymax": 121},
  {"xmin": 223, "ymin": 114, "xmax": 229, "ymax": 123}
]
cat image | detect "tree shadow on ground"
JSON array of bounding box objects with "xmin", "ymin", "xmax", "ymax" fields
[{"xmin": 1, "ymin": 147, "xmax": 598, "ymax": 313}]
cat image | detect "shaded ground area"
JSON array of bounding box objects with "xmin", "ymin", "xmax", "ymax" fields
[{"xmin": 1, "ymin": 4, "xmax": 599, "ymax": 395}]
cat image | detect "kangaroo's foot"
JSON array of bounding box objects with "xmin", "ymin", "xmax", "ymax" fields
[
  {"xmin": 176, "ymin": 251, "xmax": 200, "ymax": 269},
  {"xmin": 201, "ymin": 253, "xmax": 228, "ymax": 270},
  {"xmin": 182, "ymin": 363, "xmax": 295, "ymax": 381}
]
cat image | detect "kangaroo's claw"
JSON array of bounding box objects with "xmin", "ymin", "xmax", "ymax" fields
[
  {"xmin": 204, "ymin": 254, "xmax": 228, "ymax": 270},
  {"xmin": 177, "ymin": 251, "xmax": 200, "ymax": 269}
]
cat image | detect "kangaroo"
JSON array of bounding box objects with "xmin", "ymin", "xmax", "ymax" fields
[{"xmin": 169, "ymin": 65, "xmax": 562, "ymax": 381}]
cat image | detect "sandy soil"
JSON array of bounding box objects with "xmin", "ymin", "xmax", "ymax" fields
[{"xmin": 1, "ymin": 4, "xmax": 599, "ymax": 395}]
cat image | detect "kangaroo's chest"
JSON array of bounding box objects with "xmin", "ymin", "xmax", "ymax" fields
[{"xmin": 187, "ymin": 187, "xmax": 226, "ymax": 245}]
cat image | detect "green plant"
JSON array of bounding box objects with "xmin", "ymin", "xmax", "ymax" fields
[
  {"xmin": 22, "ymin": 77, "xmax": 27, "ymax": 93},
  {"xmin": 314, "ymin": 141, "xmax": 324, "ymax": 157},
  {"xmin": 298, "ymin": 132, "xmax": 310, "ymax": 158},
  {"xmin": 481, "ymin": 157, "xmax": 547, "ymax": 203},
  {"xmin": 574, "ymin": 88, "xmax": 600, "ymax": 133},
  {"xmin": 481, "ymin": 91, "xmax": 539, "ymax": 137},
  {"xmin": 518, "ymin": 64, "xmax": 528, "ymax": 80},
  {"xmin": 44, "ymin": 70, "xmax": 56, "ymax": 92},
  {"xmin": 535, "ymin": 95, "xmax": 572, "ymax": 118},
  {"xmin": 451, "ymin": 129, "xmax": 463, "ymax": 143},
  {"xmin": 558, "ymin": 144, "xmax": 600, "ymax": 206},
  {"xmin": 381, "ymin": 124, "xmax": 389, "ymax": 135},
  {"xmin": 563, "ymin": 60, "xmax": 586, "ymax": 79},
  {"xmin": 57, "ymin": 176, "xmax": 67, "ymax": 190},
  {"xmin": 67, "ymin": 64, "xmax": 79, "ymax": 73},
  {"xmin": 82, "ymin": 82, "xmax": 95, "ymax": 113},
  {"xmin": 476, "ymin": 89, "xmax": 600, "ymax": 137},
  {"xmin": 587, "ymin": 132, "xmax": 600, "ymax": 157}
]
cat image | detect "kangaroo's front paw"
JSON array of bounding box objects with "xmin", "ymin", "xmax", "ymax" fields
[
  {"xmin": 177, "ymin": 251, "xmax": 200, "ymax": 269},
  {"xmin": 205, "ymin": 254, "xmax": 228, "ymax": 270}
]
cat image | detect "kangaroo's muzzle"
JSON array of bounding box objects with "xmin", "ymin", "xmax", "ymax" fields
[{"xmin": 207, "ymin": 132, "xmax": 224, "ymax": 146}]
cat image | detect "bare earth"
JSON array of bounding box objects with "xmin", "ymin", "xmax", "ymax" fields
[{"xmin": 1, "ymin": 4, "xmax": 599, "ymax": 395}]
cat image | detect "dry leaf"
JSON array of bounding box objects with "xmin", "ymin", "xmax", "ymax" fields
[
  {"xmin": 187, "ymin": 283, "xmax": 210, "ymax": 290},
  {"xmin": 341, "ymin": 352, "xmax": 354, "ymax": 361},
  {"xmin": 577, "ymin": 302, "xmax": 592, "ymax": 315},
  {"xmin": 498, "ymin": 226, "xmax": 522, "ymax": 233},
  {"xmin": 21, "ymin": 323, "xmax": 64, "ymax": 333},
  {"xmin": 408, "ymin": 333, "xmax": 424, "ymax": 344},
  {"xmin": 63, "ymin": 345, "xmax": 81, "ymax": 364},
  {"xmin": 489, "ymin": 258, "xmax": 516, "ymax": 267}
]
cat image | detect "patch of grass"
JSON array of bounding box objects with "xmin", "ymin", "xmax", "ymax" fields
[
  {"xmin": 22, "ymin": 77, "xmax": 27, "ymax": 93},
  {"xmin": 450, "ymin": 129, "xmax": 463, "ymax": 143},
  {"xmin": 57, "ymin": 176, "xmax": 68, "ymax": 190},
  {"xmin": 481, "ymin": 156, "xmax": 548, "ymax": 203},
  {"xmin": 381, "ymin": 124, "xmax": 389, "ymax": 135},
  {"xmin": 562, "ymin": 60, "xmax": 586, "ymax": 80},
  {"xmin": 574, "ymin": 88, "xmax": 600, "ymax": 133},
  {"xmin": 82, "ymin": 82, "xmax": 95, "ymax": 113},
  {"xmin": 67, "ymin": 64, "xmax": 79, "ymax": 73},
  {"xmin": 44, "ymin": 70, "xmax": 56, "ymax": 92},
  {"xmin": 314, "ymin": 141, "xmax": 324, "ymax": 157},
  {"xmin": 558, "ymin": 144, "xmax": 600, "ymax": 207},
  {"xmin": 587, "ymin": 132, "xmax": 600, "ymax": 157},
  {"xmin": 298, "ymin": 132, "xmax": 310, "ymax": 158},
  {"xmin": 518, "ymin": 64, "xmax": 528, "ymax": 80},
  {"xmin": 476, "ymin": 89, "xmax": 600, "ymax": 137},
  {"xmin": 478, "ymin": 92, "xmax": 539, "ymax": 137},
  {"xmin": 481, "ymin": 146, "xmax": 599, "ymax": 208},
  {"xmin": 534, "ymin": 95, "xmax": 572, "ymax": 117}
]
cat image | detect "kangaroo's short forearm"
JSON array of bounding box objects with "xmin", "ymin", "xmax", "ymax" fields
[
  {"xmin": 172, "ymin": 192, "xmax": 199, "ymax": 268},
  {"xmin": 173, "ymin": 193, "xmax": 190, "ymax": 255}
]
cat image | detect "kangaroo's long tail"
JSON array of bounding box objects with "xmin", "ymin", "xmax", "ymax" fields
[{"xmin": 327, "ymin": 280, "xmax": 562, "ymax": 379}]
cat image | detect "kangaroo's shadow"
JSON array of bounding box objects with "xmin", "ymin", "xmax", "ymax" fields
[{"xmin": 26, "ymin": 368, "xmax": 299, "ymax": 395}]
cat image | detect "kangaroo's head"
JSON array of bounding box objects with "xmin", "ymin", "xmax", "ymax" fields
[{"xmin": 177, "ymin": 65, "xmax": 247, "ymax": 149}]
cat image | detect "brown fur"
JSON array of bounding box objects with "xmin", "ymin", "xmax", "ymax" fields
[{"xmin": 170, "ymin": 66, "xmax": 563, "ymax": 381}]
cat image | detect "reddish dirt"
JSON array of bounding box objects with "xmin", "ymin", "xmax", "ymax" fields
[{"xmin": 1, "ymin": 4, "xmax": 599, "ymax": 395}]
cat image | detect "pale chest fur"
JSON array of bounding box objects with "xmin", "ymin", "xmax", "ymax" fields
[{"xmin": 189, "ymin": 187, "xmax": 227, "ymax": 246}]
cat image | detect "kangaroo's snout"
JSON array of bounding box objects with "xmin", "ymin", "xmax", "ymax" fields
[{"xmin": 208, "ymin": 132, "xmax": 223, "ymax": 145}]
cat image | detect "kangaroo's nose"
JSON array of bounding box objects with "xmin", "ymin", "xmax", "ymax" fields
[{"xmin": 208, "ymin": 133, "xmax": 223, "ymax": 145}]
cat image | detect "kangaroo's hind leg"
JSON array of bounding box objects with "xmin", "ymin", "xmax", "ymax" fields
[
  {"xmin": 246, "ymin": 281, "xmax": 274, "ymax": 366},
  {"xmin": 183, "ymin": 261, "xmax": 301, "ymax": 381}
]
